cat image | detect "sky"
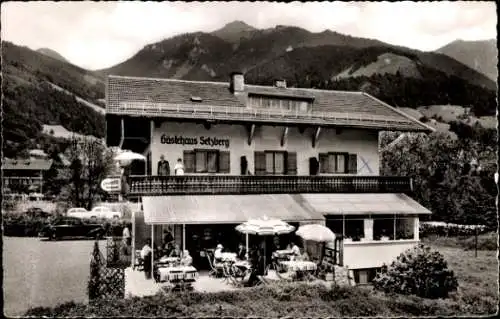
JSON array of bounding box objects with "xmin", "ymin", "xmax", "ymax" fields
[{"xmin": 1, "ymin": 1, "xmax": 497, "ymax": 70}]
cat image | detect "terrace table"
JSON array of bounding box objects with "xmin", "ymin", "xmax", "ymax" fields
[
  {"xmin": 278, "ymin": 260, "xmax": 317, "ymax": 280},
  {"xmin": 220, "ymin": 252, "xmax": 238, "ymax": 262},
  {"xmin": 156, "ymin": 265, "xmax": 198, "ymax": 283}
]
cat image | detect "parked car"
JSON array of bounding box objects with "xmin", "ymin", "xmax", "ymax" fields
[
  {"xmin": 38, "ymin": 217, "xmax": 105, "ymax": 240},
  {"xmin": 66, "ymin": 207, "xmax": 90, "ymax": 219},
  {"xmin": 91, "ymin": 206, "xmax": 122, "ymax": 220}
]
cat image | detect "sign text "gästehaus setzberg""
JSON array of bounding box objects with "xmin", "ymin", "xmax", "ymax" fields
[{"xmin": 160, "ymin": 135, "xmax": 230, "ymax": 148}]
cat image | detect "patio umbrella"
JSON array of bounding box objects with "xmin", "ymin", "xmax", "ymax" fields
[
  {"xmin": 296, "ymin": 224, "xmax": 336, "ymax": 268},
  {"xmin": 296, "ymin": 224, "xmax": 336, "ymax": 243},
  {"xmin": 236, "ymin": 216, "xmax": 295, "ymax": 268},
  {"xmin": 114, "ymin": 150, "xmax": 146, "ymax": 167}
]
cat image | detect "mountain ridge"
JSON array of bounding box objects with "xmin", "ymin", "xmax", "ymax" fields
[
  {"xmin": 435, "ymin": 39, "xmax": 497, "ymax": 81},
  {"xmin": 36, "ymin": 48, "xmax": 69, "ymax": 63},
  {"xmin": 98, "ymin": 23, "xmax": 495, "ymax": 91}
]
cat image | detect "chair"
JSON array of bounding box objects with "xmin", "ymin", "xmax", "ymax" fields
[
  {"xmin": 169, "ymin": 269, "xmax": 184, "ymax": 292},
  {"xmin": 206, "ymin": 250, "xmax": 224, "ymax": 278},
  {"xmin": 222, "ymin": 262, "xmax": 235, "ymax": 285},
  {"xmin": 134, "ymin": 250, "xmax": 144, "ymax": 271}
]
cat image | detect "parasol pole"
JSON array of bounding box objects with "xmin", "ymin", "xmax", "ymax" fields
[{"xmin": 246, "ymin": 233, "xmax": 249, "ymax": 258}]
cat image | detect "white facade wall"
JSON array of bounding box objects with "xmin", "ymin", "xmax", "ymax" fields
[
  {"xmin": 150, "ymin": 122, "xmax": 379, "ymax": 176},
  {"xmin": 343, "ymin": 240, "xmax": 419, "ymax": 269}
]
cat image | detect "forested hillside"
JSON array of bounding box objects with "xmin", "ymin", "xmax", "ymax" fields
[{"xmin": 2, "ymin": 41, "xmax": 105, "ymax": 158}]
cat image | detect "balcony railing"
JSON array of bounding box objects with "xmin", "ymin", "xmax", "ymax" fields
[
  {"xmin": 127, "ymin": 175, "xmax": 412, "ymax": 196},
  {"xmin": 106, "ymin": 102, "xmax": 426, "ymax": 131}
]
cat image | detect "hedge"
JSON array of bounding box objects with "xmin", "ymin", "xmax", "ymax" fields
[{"xmin": 25, "ymin": 282, "xmax": 497, "ymax": 317}]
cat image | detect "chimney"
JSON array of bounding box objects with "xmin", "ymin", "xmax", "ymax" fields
[
  {"xmin": 230, "ymin": 72, "xmax": 244, "ymax": 93},
  {"xmin": 274, "ymin": 79, "xmax": 287, "ymax": 88}
]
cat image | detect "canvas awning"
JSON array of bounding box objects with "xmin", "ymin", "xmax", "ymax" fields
[
  {"xmin": 141, "ymin": 194, "xmax": 325, "ymax": 225},
  {"xmin": 300, "ymin": 193, "xmax": 432, "ymax": 215}
]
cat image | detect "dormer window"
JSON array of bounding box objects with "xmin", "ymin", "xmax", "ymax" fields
[{"xmin": 190, "ymin": 96, "xmax": 203, "ymax": 102}]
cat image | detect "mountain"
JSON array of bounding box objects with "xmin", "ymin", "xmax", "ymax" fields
[
  {"xmin": 211, "ymin": 20, "xmax": 257, "ymax": 44},
  {"xmin": 2, "ymin": 41, "xmax": 106, "ymax": 158},
  {"xmin": 100, "ymin": 23, "xmax": 495, "ymax": 89},
  {"xmin": 99, "ymin": 23, "xmax": 496, "ymax": 116},
  {"xmin": 436, "ymin": 39, "xmax": 498, "ymax": 82},
  {"xmin": 36, "ymin": 48, "xmax": 69, "ymax": 63}
]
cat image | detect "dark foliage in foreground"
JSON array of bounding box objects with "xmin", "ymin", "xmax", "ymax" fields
[
  {"xmin": 373, "ymin": 244, "xmax": 459, "ymax": 299},
  {"xmin": 25, "ymin": 280, "xmax": 496, "ymax": 317}
]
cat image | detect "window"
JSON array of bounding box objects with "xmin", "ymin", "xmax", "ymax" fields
[
  {"xmin": 319, "ymin": 152, "xmax": 347, "ymax": 173},
  {"xmin": 373, "ymin": 215, "xmax": 395, "ymax": 240},
  {"xmin": 396, "ymin": 217, "xmax": 415, "ymax": 240},
  {"xmin": 265, "ymin": 151, "xmax": 285, "ymax": 174},
  {"xmin": 255, "ymin": 151, "xmax": 296, "ymax": 175},
  {"xmin": 326, "ymin": 219, "xmax": 343, "ymax": 236},
  {"xmin": 344, "ymin": 218, "xmax": 364, "ymax": 241},
  {"xmin": 183, "ymin": 150, "xmax": 230, "ymax": 173}
]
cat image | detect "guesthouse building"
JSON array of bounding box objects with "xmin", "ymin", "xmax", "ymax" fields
[
  {"xmin": 105, "ymin": 73, "xmax": 433, "ymax": 283},
  {"xmin": 2, "ymin": 158, "xmax": 53, "ymax": 197}
]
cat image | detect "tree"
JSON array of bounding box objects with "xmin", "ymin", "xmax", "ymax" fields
[
  {"xmin": 60, "ymin": 137, "xmax": 115, "ymax": 210},
  {"xmin": 381, "ymin": 129, "xmax": 497, "ymax": 228}
]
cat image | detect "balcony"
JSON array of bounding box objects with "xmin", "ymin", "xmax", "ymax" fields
[
  {"xmin": 108, "ymin": 102, "xmax": 427, "ymax": 132},
  {"xmin": 127, "ymin": 175, "xmax": 412, "ymax": 196}
]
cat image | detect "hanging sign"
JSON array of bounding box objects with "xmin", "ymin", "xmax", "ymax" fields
[{"xmin": 100, "ymin": 178, "xmax": 122, "ymax": 193}]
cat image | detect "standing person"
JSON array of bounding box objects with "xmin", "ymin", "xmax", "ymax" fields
[
  {"xmin": 174, "ymin": 158, "xmax": 185, "ymax": 176},
  {"xmin": 157, "ymin": 155, "xmax": 170, "ymax": 176},
  {"xmin": 141, "ymin": 239, "xmax": 153, "ymax": 279},
  {"xmin": 237, "ymin": 243, "xmax": 247, "ymax": 260},
  {"xmin": 162, "ymin": 228, "xmax": 174, "ymax": 255},
  {"xmin": 122, "ymin": 223, "xmax": 131, "ymax": 255}
]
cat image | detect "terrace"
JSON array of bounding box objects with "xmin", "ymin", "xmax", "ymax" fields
[{"xmin": 127, "ymin": 175, "xmax": 413, "ymax": 196}]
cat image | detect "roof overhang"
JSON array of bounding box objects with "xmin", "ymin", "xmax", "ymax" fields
[
  {"xmin": 301, "ymin": 193, "xmax": 432, "ymax": 215},
  {"xmin": 141, "ymin": 194, "xmax": 325, "ymax": 225}
]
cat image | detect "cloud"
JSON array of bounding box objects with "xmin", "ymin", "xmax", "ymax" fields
[{"xmin": 1, "ymin": 1, "xmax": 497, "ymax": 69}]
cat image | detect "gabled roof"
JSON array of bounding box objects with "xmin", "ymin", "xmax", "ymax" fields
[
  {"xmin": 2, "ymin": 158, "xmax": 53, "ymax": 170},
  {"xmin": 106, "ymin": 75, "xmax": 433, "ymax": 132}
]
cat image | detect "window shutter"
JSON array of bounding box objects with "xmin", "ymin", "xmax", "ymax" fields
[
  {"xmin": 219, "ymin": 151, "xmax": 230, "ymax": 173},
  {"xmin": 254, "ymin": 151, "xmax": 266, "ymax": 175},
  {"xmin": 183, "ymin": 150, "xmax": 195, "ymax": 173},
  {"xmin": 348, "ymin": 153, "xmax": 358, "ymax": 174},
  {"xmin": 319, "ymin": 153, "xmax": 329, "ymax": 173},
  {"xmin": 286, "ymin": 152, "xmax": 297, "ymax": 175}
]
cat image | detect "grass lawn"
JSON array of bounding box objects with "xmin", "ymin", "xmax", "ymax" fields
[
  {"xmin": 2, "ymin": 237, "xmax": 107, "ymax": 317},
  {"xmin": 13, "ymin": 237, "xmax": 498, "ymax": 317}
]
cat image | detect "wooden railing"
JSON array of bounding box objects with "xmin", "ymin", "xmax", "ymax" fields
[
  {"xmin": 126, "ymin": 175, "xmax": 412, "ymax": 196},
  {"xmin": 106, "ymin": 102, "xmax": 426, "ymax": 131}
]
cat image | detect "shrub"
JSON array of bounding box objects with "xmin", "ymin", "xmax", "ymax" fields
[{"xmin": 373, "ymin": 244, "xmax": 459, "ymax": 299}]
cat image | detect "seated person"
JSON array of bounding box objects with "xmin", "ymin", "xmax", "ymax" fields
[
  {"xmin": 180, "ymin": 250, "xmax": 193, "ymax": 266},
  {"xmin": 162, "ymin": 241, "xmax": 173, "ymax": 257},
  {"xmin": 169, "ymin": 244, "xmax": 182, "ymax": 258},
  {"xmin": 237, "ymin": 243, "xmax": 246, "ymax": 260},
  {"xmin": 214, "ymin": 244, "xmax": 223, "ymax": 263},
  {"xmin": 290, "ymin": 241, "xmax": 301, "ymax": 256},
  {"xmin": 298, "ymin": 251, "xmax": 310, "ymax": 261}
]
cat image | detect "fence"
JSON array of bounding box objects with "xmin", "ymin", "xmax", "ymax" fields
[{"xmin": 88, "ymin": 241, "xmax": 125, "ymax": 300}]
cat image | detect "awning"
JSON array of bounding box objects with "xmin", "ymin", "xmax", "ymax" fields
[
  {"xmin": 300, "ymin": 193, "xmax": 432, "ymax": 215},
  {"xmin": 142, "ymin": 194, "xmax": 325, "ymax": 225}
]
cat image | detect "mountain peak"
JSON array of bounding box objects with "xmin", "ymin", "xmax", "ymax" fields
[
  {"xmin": 211, "ymin": 20, "xmax": 257, "ymax": 43},
  {"xmin": 219, "ymin": 20, "xmax": 256, "ymax": 32},
  {"xmin": 36, "ymin": 48, "xmax": 68, "ymax": 63}
]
